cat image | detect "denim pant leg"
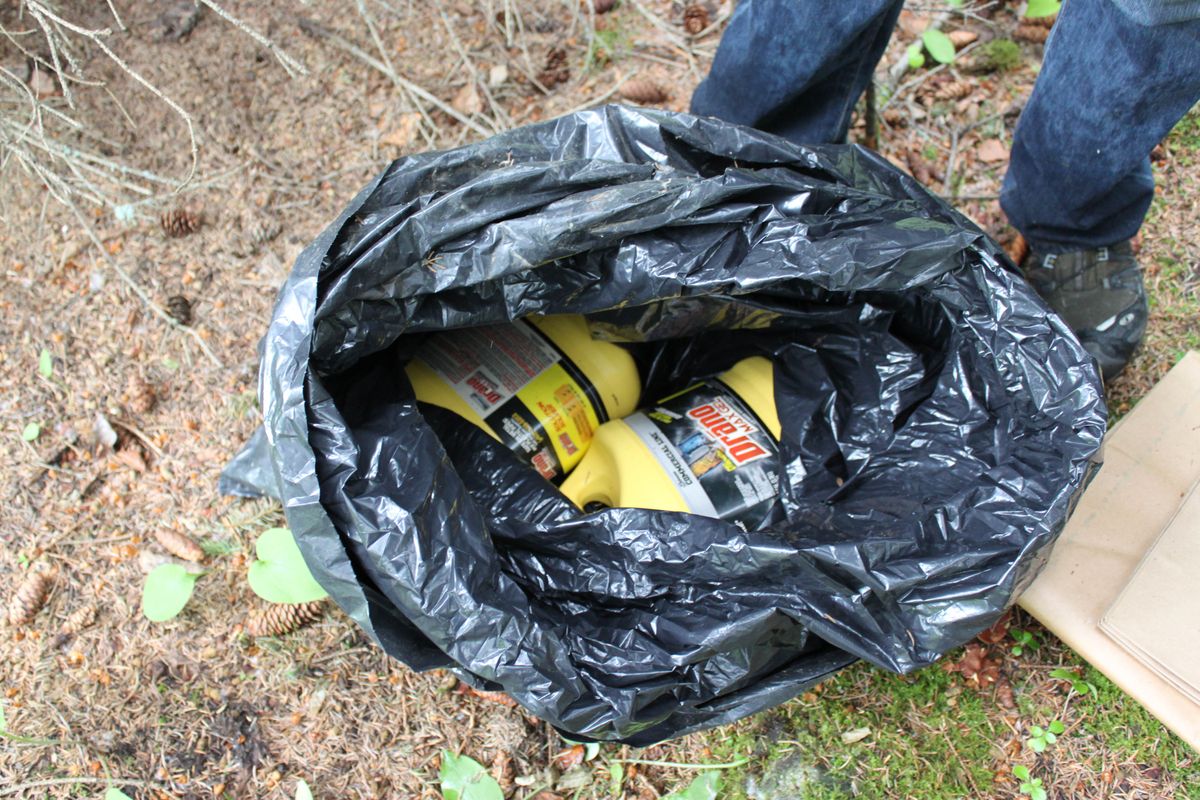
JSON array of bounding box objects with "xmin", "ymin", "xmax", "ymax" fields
[
  {"xmin": 690, "ymin": 0, "xmax": 904, "ymax": 144},
  {"xmin": 1002, "ymin": 0, "xmax": 1200, "ymax": 252}
]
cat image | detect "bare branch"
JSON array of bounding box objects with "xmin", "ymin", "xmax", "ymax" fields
[{"xmin": 194, "ymin": 0, "xmax": 308, "ymax": 78}]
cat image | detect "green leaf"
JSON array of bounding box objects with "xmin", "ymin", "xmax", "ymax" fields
[
  {"xmin": 1013, "ymin": 765, "xmax": 1030, "ymax": 780},
  {"xmin": 439, "ymin": 751, "xmax": 504, "ymax": 800},
  {"xmin": 248, "ymin": 528, "xmax": 328, "ymax": 604},
  {"xmin": 295, "ymin": 779, "xmax": 314, "ymax": 800},
  {"xmin": 21, "ymin": 423, "xmax": 41, "ymax": 442},
  {"xmin": 1030, "ymin": 726, "xmax": 1044, "ymax": 737},
  {"xmin": 1028, "ymin": 737, "xmax": 1047, "ymax": 753},
  {"xmin": 162, "ymin": 356, "xmax": 180, "ymax": 371},
  {"xmin": 1048, "ymin": 720, "xmax": 1066, "ymax": 735},
  {"xmin": 1025, "ymin": 0, "xmax": 1061, "ymax": 18},
  {"xmin": 906, "ymin": 42, "xmax": 926, "ymax": 69},
  {"xmin": 1011, "ymin": 645, "xmax": 1023, "ymax": 656},
  {"xmin": 1030, "ymin": 782, "xmax": 1048, "ymax": 800},
  {"xmin": 1049, "ymin": 668, "xmax": 1073, "ymax": 681},
  {"xmin": 609, "ymin": 763, "xmax": 625, "ymax": 796},
  {"xmin": 922, "ymin": 29, "xmax": 956, "ymax": 64},
  {"xmin": 38, "ymin": 349, "xmax": 53, "ymax": 378},
  {"xmin": 664, "ymin": 772, "xmax": 720, "ymax": 800},
  {"xmin": 142, "ymin": 564, "xmax": 201, "ymax": 622},
  {"xmin": 584, "ymin": 741, "xmax": 600, "ymax": 761},
  {"xmin": 105, "ymin": 788, "xmax": 134, "ymax": 800}
]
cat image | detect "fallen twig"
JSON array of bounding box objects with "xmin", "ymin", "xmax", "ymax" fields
[
  {"xmin": 195, "ymin": 0, "xmax": 307, "ymax": 77},
  {"xmin": 627, "ymin": 0, "xmax": 700, "ymax": 79},
  {"xmin": 297, "ymin": 16, "xmax": 492, "ymax": 138},
  {"xmin": 0, "ymin": 777, "xmax": 163, "ymax": 798}
]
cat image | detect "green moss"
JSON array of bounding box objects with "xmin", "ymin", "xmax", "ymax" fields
[
  {"xmin": 973, "ymin": 39, "xmax": 1021, "ymax": 73},
  {"xmin": 700, "ymin": 662, "xmax": 1001, "ymax": 799},
  {"xmin": 1077, "ymin": 666, "xmax": 1199, "ymax": 790}
]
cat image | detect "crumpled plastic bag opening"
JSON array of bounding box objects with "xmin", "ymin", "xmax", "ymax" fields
[{"xmin": 222, "ymin": 105, "xmax": 1105, "ymax": 744}]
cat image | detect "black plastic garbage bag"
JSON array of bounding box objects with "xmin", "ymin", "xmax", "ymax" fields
[{"xmin": 221, "ymin": 105, "xmax": 1105, "ymax": 744}]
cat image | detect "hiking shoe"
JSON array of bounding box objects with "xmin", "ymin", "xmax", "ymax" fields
[{"xmin": 1023, "ymin": 241, "xmax": 1148, "ymax": 382}]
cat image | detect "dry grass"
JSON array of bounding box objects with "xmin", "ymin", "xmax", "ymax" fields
[{"xmin": 0, "ymin": 1, "xmax": 1196, "ymax": 799}]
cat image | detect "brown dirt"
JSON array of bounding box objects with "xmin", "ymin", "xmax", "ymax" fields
[{"xmin": 1, "ymin": 2, "xmax": 1196, "ymax": 799}]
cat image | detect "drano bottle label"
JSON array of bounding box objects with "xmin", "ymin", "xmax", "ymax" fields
[
  {"xmin": 625, "ymin": 381, "xmax": 782, "ymax": 529},
  {"xmin": 417, "ymin": 320, "xmax": 605, "ymax": 481}
]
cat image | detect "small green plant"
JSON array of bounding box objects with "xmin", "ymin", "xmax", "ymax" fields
[
  {"xmin": 586, "ymin": 24, "xmax": 629, "ymax": 70},
  {"xmin": 295, "ymin": 779, "xmax": 314, "ymax": 800},
  {"xmin": 907, "ymin": 28, "xmax": 957, "ymax": 69},
  {"xmin": 664, "ymin": 772, "xmax": 720, "ymax": 800},
  {"xmin": 439, "ymin": 750, "xmax": 503, "ymax": 800},
  {"xmin": 141, "ymin": 525, "xmax": 326, "ymax": 624},
  {"xmin": 248, "ymin": 527, "xmax": 328, "ymax": 604},
  {"xmin": 1013, "ymin": 764, "xmax": 1047, "ymax": 800},
  {"xmin": 1050, "ymin": 667, "xmax": 1098, "ymax": 698},
  {"xmin": 21, "ymin": 422, "xmax": 40, "ymax": 442},
  {"xmin": 1011, "ymin": 628, "xmax": 1038, "ymax": 656},
  {"xmin": 1026, "ymin": 719, "xmax": 1066, "ymax": 753},
  {"xmin": 1025, "ymin": 0, "xmax": 1061, "ymax": 18},
  {"xmin": 923, "ymin": 29, "xmax": 956, "ymax": 64},
  {"xmin": 609, "ymin": 762, "xmax": 625, "ymax": 796},
  {"xmin": 142, "ymin": 564, "xmax": 203, "ymax": 622},
  {"xmin": 38, "ymin": 348, "xmax": 53, "ymax": 379}
]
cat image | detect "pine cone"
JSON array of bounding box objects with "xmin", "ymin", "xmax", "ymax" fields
[
  {"xmin": 947, "ymin": 30, "xmax": 978, "ymax": 49},
  {"xmin": 166, "ymin": 294, "xmax": 192, "ymax": 326},
  {"xmin": 934, "ymin": 80, "xmax": 973, "ymax": 101},
  {"xmin": 154, "ymin": 529, "xmax": 205, "ymax": 563},
  {"xmin": 905, "ymin": 148, "xmax": 942, "ymax": 187},
  {"xmin": 620, "ymin": 79, "xmax": 669, "ymax": 105},
  {"xmin": 492, "ymin": 751, "xmax": 517, "ymax": 794},
  {"xmin": 160, "ymin": 208, "xmax": 202, "ymax": 238},
  {"xmin": 245, "ymin": 601, "xmax": 325, "ymax": 637},
  {"xmin": 61, "ymin": 604, "xmax": 97, "ymax": 634},
  {"xmin": 245, "ymin": 218, "xmax": 281, "ymax": 248},
  {"xmin": 126, "ymin": 374, "xmax": 157, "ymax": 414},
  {"xmin": 1014, "ymin": 23, "xmax": 1049, "ymax": 43},
  {"xmin": 7, "ymin": 564, "xmax": 56, "ymax": 626},
  {"xmin": 682, "ymin": 4, "xmax": 710, "ymax": 35},
  {"xmin": 537, "ymin": 47, "xmax": 570, "ymax": 88},
  {"xmin": 593, "ymin": 0, "xmax": 617, "ymax": 13}
]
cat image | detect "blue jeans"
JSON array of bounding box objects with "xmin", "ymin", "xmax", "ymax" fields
[{"xmin": 691, "ymin": 0, "xmax": 1200, "ymax": 253}]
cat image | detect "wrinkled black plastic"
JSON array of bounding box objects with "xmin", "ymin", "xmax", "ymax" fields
[{"xmin": 221, "ymin": 106, "xmax": 1105, "ymax": 744}]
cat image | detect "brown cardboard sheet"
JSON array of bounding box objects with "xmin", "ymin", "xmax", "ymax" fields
[
  {"xmin": 1100, "ymin": 479, "xmax": 1200, "ymax": 706},
  {"xmin": 1019, "ymin": 351, "xmax": 1200, "ymax": 751}
]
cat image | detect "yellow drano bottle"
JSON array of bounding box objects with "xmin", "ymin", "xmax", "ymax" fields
[
  {"xmin": 560, "ymin": 356, "xmax": 784, "ymax": 530},
  {"xmin": 405, "ymin": 315, "xmax": 640, "ymax": 482}
]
